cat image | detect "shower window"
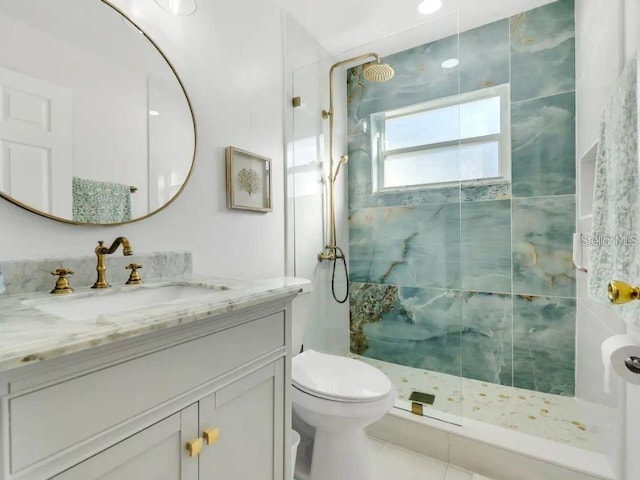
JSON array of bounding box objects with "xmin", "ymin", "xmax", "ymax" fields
[{"xmin": 371, "ymin": 84, "xmax": 510, "ymax": 190}]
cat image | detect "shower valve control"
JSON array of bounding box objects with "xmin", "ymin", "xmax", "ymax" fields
[{"xmin": 318, "ymin": 250, "xmax": 336, "ymax": 261}]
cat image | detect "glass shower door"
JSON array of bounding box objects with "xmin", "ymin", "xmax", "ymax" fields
[{"xmin": 290, "ymin": 10, "xmax": 465, "ymax": 426}]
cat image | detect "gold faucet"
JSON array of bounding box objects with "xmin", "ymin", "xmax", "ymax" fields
[{"xmin": 92, "ymin": 237, "xmax": 133, "ymax": 288}]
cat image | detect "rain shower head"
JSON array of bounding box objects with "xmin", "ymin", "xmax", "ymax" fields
[{"xmin": 362, "ymin": 61, "xmax": 395, "ymax": 82}]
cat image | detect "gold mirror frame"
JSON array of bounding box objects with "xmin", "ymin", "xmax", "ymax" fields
[{"xmin": 0, "ymin": 0, "xmax": 197, "ymax": 226}]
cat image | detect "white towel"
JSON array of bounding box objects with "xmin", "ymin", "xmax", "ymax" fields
[{"xmin": 588, "ymin": 59, "xmax": 638, "ymax": 312}]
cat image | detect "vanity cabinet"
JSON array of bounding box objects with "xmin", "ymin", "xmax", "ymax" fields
[
  {"xmin": 0, "ymin": 298, "xmax": 292, "ymax": 480},
  {"xmin": 52, "ymin": 406, "xmax": 199, "ymax": 480},
  {"xmin": 198, "ymin": 360, "xmax": 284, "ymax": 479},
  {"xmin": 52, "ymin": 362, "xmax": 283, "ymax": 480}
]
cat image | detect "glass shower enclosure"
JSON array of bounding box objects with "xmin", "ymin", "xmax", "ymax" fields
[{"xmin": 288, "ymin": 3, "xmax": 622, "ymax": 473}]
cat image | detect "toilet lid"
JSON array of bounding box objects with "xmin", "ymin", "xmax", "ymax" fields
[{"xmin": 292, "ymin": 350, "xmax": 392, "ymax": 402}]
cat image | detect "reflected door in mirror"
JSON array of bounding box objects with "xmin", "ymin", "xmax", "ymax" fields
[{"xmin": 0, "ymin": 66, "xmax": 72, "ymax": 217}]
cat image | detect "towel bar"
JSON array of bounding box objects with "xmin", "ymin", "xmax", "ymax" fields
[{"xmin": 608, "ymin": 280, "xmax": 640, "ymax": 304}]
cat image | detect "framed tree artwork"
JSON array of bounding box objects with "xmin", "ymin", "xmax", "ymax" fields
[{"xmin": 225, "ymin": 146, "xmax": 272, "ymax": 213}]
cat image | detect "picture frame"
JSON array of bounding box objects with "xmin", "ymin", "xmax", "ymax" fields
[{"xmin": 225, "ymin": 146, "xmax": 272, "ymax": 213}]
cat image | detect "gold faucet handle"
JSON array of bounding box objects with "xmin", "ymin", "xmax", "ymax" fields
[
  {"xmin": 125, "ymin": 263, "xmax": 143, "ymax": 285},
  {"xmin": 50, "ymin": 268, "xmax": 74, "ymax": 295},
  {"xmin": 51, "ymin": 268, "xmax": 74, "ymax": 277},
  {"xmin": 608, "ymin": 280, "xmax": 640, "ymax": 304}
]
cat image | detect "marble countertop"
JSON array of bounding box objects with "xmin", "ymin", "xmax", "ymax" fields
[{"xmin": 0, "ymin": 275, "xmax": 310, "ymax": 373}]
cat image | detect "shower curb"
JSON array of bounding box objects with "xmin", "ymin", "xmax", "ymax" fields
[{"xmin": 366, "ymin": 409, "xmax": 616, "ymax": 480}]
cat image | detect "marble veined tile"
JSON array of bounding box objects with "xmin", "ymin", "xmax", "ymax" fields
[
  {"xmin": 461, "ymin": 292, "xmax": 513, "ymax": 386},
  {"xmin": 512, "ymin": 196, "xmax": 575, "ymax": 297},
  {"xmin": 459, "ymin": 19, "xmax": 510, "ymax": 93},
  {"xmin": 349, "ymin": 204, "xmax": 461, "ymax": 288},
  {"xmin": 461, "ymin": 183, "xmax": 510, "ymax": 202},
  {"xmin": 351, "ymin": 286, "xmax": 515, "ymax": 388},
  {"xmin": 2, "ymin": 251, "xmax": 193, "ymax": 295},
  {"xmin": 348, "ymin": 34, "xmax": 459, "ymax": 120},
  {"xmin": 350, "ymin": 282, "xmax": 399, "ymax": 355},
  {"xmin": 371, "ymin": 187, "xmax": 461, "ymax": 208},
  {"xmin": 510, "ymin": 0, "xmax": 575, "ymax": 101},
  {"xmin": 461, "ymin": 200, "xmax": 512, "ymax": 293},
  {"xmin": 351, "ymin": 283, "xmax": 462, "ymax": 376},
  {"xmin": 511, "ymin": 92, "xmax": 576, "ymax": 198},
  {"xmin": 347, "ymin": 67, "xmax": 369, "ymax": 135},
  {"xmin": 513, "ymin": 295, "xmax": 576, "ymax": 395}
]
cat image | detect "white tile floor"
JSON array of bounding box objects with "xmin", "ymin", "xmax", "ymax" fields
[
  {"xmin": 295, "ymin": 436, "xmax": 492, "ymax": 480},
  {"xmin": 367, "ymin": 437, "xmax": 488, "ymax": 480},
  {"xmin": 296, "ymin": 438, "xmax": 491, "ymax": 480}
]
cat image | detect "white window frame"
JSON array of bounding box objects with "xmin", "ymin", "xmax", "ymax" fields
[{"xmin": 370, "ymin": 84, "xmax": 511, "ymax": 192}]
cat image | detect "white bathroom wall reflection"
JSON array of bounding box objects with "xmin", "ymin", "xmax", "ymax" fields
[{"xmin": 0, "ymin": 0, "xmax": 195, "ymax": 224}]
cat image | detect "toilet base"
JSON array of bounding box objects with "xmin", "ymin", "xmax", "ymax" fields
[{"xmin": 310, "ymin": 427, "xmax": 372, "ymax": 480}]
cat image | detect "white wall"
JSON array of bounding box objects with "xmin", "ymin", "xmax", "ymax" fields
[
  {"xmin": 575, "ymin": 1, "xmax": 638, "ymax": 478},
  {"xmin": 575, "ymin": 2, "xmax": 626, "ymax": 476},
  {"xmin": 0, "ymin": 0, "xmax": 285, "ymax": 281},
  {"xmin": 284, "ymin": 14, "xmax": 351, "ymax": 355},
  {"xmin": 626, "ymin": 3, "xmax": 640, "ymax": 479},
  {"xmin": 627, "ymin": 86, "xmax": 640, "ymax": 480}
]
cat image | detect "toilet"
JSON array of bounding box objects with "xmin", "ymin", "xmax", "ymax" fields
[{"xmin": 291, "ymin": 349, "xmax": 395, "ymax": 480}]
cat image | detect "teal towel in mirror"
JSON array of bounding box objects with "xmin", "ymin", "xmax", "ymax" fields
[
  {"xmin": 588, "ymin": 58, "xmax": 638, "ymax": 305},
  {"xmin": 72, "ymin": 177, "xmax": 132, "ymax": 224}
]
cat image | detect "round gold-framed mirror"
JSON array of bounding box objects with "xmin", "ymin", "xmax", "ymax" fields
[{"xmin": 0, "ymin": 0, "xmax": 196, "ymax": 225}]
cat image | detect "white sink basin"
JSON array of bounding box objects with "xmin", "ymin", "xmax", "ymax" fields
[{"xmin": 26, "ymin": 284, "xmax": 224, "ymax": 322}]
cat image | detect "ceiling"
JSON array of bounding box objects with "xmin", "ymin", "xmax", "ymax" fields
[
  {"xmin": 279, "ymin": 0, "xmax": 557, "ymax": 56},
  {"xmin": 0, "ymin": 0, "xmax": 174, "ymax": 79}
]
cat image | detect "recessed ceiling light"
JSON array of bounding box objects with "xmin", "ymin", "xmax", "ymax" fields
[
  {"xmin": 154, "ymin": 0, "xmax": 197, "ymax": 16},
  {"xmin": 149, "ymin": 110, "xmax": 160, "ymax": 116},
  {"xmin": 418, "ymin": 0, "xmax": 443, "ymax": 15},
  {"xmin": 441, "ymin": 58, "xmax": 459, "ymax": 69}
]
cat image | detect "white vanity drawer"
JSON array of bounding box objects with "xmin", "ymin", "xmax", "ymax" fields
[{"xmin": 9, "ymin": 311, "xmax": 285, "ymax": 473}]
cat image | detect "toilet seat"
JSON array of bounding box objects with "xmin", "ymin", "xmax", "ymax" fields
[{"xmin": 292, "ymin": 349, "xmax": 392, "ymax": 403}]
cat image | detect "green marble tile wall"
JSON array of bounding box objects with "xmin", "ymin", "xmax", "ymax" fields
[{"xmin": 347, "ymin": 0, "xmax": 576, "ymax": 396}]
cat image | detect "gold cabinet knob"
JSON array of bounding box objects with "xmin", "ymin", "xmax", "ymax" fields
[
  {"xmin": 203, "ymin": 428, "xmax": 220, "ymax": 445},
  {"xmin": 608, "ymin": 280, "xmax": 640, "ymax": 304},
  {"xmin": 186, "ymin": 437, "xmax": 203, "ymax": 457}
]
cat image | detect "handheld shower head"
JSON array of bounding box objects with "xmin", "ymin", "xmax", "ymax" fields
[{"xmin": 363, "ymin": 61, "xmax": 395, "ymax": 82}]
